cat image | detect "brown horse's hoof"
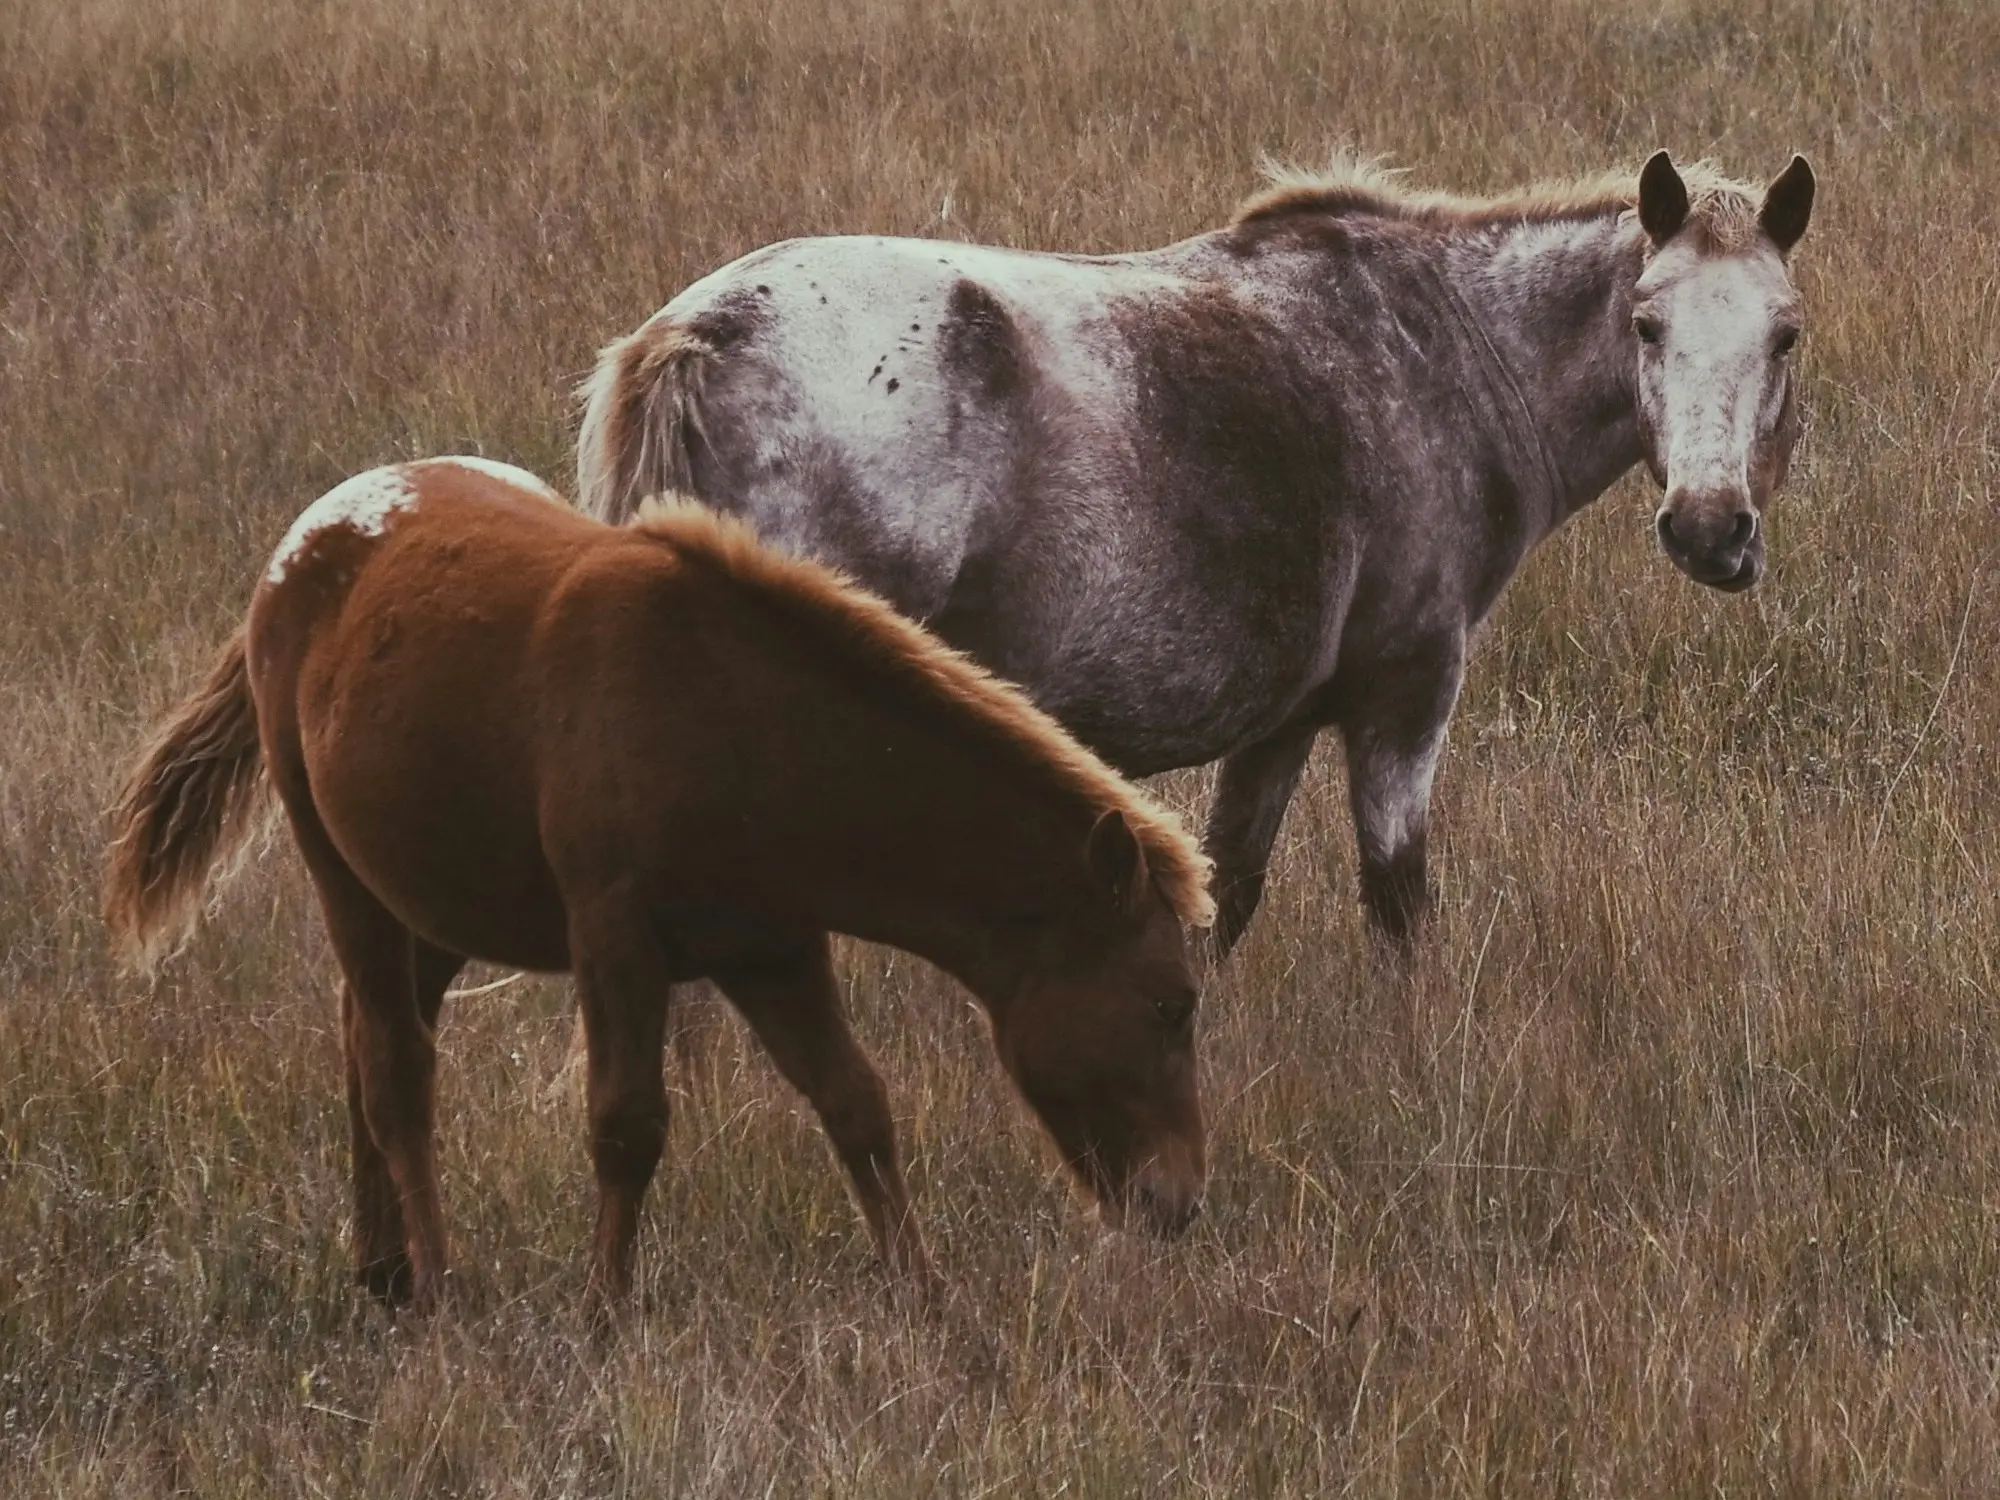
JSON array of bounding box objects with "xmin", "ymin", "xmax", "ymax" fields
[
  {"xmin": 361, "ymin": 1258, "xmax": 452, "ymax": 1319},
  {"xmin": 583, "ymin": 1278, "xmax": 639, "ymax": 1344},
  {"xmin": 357, "ymin": 1253, "xmax": 414, "ymax": 1307}
]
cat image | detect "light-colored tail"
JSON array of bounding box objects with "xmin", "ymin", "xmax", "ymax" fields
[
  {"xmin": 575, "ymin": 317, "xmax": 715, "ymax": 523},
  {"xmin": 103, "ymin": 626, "xmax": 272, "ymax": 971}
]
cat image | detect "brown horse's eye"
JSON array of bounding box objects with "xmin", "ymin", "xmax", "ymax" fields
[
  {"xmin": 1772, "ymin": 326, "xmax": 1800, "ymax": 358},
  {"xmin": 1633, "ymin": 315, "xmax": 1664, "ymax": 346},
  {"xmin": 1154, "ymin": 987, "xmax": 1197, "ymax": 1028}
]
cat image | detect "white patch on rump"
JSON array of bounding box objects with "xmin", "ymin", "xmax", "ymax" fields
[
  {"xmin": 415, "ymin": 455, "xmax": 566, "ymax": 504},
  {"xmin": 266, "ymin": 466, "xmax": 418, "ymax": 584}
]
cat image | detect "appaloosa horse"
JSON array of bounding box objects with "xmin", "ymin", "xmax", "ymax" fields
[
  {"xmin": 578, "ymin": 150, "xmax": 1815, "ymax": 956},
  {"xmin": 104, "ymin": 457, "xmax": 1212, "ymax": 1311}
]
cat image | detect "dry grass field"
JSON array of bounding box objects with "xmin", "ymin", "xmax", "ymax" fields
[{"xmin": 5, "ymin": 0, "xmax": 1999, "ymax": 1492}]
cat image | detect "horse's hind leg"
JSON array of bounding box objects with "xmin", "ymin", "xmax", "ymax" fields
[
  {"xmin": 567, "ymin": 911, "xmax": 674, "ymax": 1309},
  {"xmin": 343, "ymin": 940, "xmax": 464, "ymax": 1303},
  {"xmin": 279, "ymin": 788, "xmax": 458, "ymax": 1308},
  {"xmin": 1203, "ymin": 724, "xmax": 1319, "ymax": 960},
  {"xmin": 326, "ymin": 899, "xmax": 458, "ymax": 1309},
  {"xmin": 342, "ymin": 978, "xmax": 406, "ymax": 1300},
  {"xmin": 713, "ymin": 933, "xmax": 934, "ymax": 1292}
]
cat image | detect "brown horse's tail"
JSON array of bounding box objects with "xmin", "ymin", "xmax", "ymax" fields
[
  {"xmin": 103, "ymin": 625, "xmax": 272, "ymax": 971},
  {"xmin": 575, "ymin": 315, "xmax": 714, "ymax": 523}
]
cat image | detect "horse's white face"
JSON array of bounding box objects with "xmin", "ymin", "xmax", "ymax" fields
[{"xmin": 1632, "ymin": 153, "xmax": 1814, "ymax": 592}]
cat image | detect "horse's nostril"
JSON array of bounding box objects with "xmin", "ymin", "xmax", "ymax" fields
[
  {"xmin": 1655, "ymin": 510, "xmax": 1677, "ymax": 548},
  {"xmin": 1729, "ymin": 510, "xmax": 1756, "ymax": 549}
]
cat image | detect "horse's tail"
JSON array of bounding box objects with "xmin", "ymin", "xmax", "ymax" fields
[
  {"xmin": 576, "ymin": 316, "xmax": 715, "ymax": 523},
  {"xmin": 103, "ymin": 624, "xmax": 273, "ymax": 971}
]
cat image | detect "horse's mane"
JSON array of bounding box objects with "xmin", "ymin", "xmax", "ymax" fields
[
  {"xmin": 1234, "ymin": 153, "xmax": 1766, "ymax": 252},
  {"xmin": 630, "ymin": 497, "xmax": 1216, "ymax": 929}
]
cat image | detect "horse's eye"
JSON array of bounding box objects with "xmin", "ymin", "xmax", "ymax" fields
[
  {"xmin": 1154, "ymin": 988, "xmax": 1197, "ymax": 1028},
  {"xmin": 1633, "ymin": 315, "xmax": 1664, "ymax": 346},
  {"xmin": 1772, "ymin": 326, "xmax": 1800, "ymax": 358}
]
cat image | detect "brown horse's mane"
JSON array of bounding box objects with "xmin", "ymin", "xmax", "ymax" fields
[
  {"xmin": 1234, "ymin": 153, "xmax": 1766, "ymax": 251},
  {"xmin": 631, "ymin": 497, "xmax": 1217, "ymax": 929}
]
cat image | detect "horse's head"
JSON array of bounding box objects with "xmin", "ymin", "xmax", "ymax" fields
[
  {"xmin": 1631, "ymin": 151, "xmax": 1815, "ymax": 592},
  {"xmin": 989, "ymin": 809, "xmax": 1207, "ymax": 1239}
]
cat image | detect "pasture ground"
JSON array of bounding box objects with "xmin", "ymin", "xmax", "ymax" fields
[{"xmin": 4, "ymin": 0, "xmax": 1998, "ymax": 1493}]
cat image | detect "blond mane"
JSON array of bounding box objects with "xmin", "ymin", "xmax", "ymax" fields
[
  {"xmin": 1234, "ymin": 153, "xmax": 1766, "ymax": 252},
  {"xmin": 630, "ymin": 496, "xmax": 1216, "ymax": 929}
]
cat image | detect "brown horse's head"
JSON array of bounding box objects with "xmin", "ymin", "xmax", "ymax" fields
[
  {"xmin": 1632, "ymin": 151, "xmax": 1815, "ymax": 592},
  {"xmin": 989, "ymin": 809, "xmax": 1207, "ymax": 1238}
]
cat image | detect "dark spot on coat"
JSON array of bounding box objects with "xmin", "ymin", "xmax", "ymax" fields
[
  {"xmin": 684, "ymin": 286, "xmax": 770, "ymax": 351},
  {"xmin": 755, "ymin": 284, "xmax": 770, "ymax": 295},
  {"xmin": 886, "ymin": 378, "xmax": 900, "ymax": 394},
  {"xmin": 940, "ymin": 279, "xmax": 1022, "ymax": 403}
]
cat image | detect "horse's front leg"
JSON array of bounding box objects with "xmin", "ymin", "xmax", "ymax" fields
[
  {"xmin": 568, "ymin": 909, "xmax": 675, "ymax": 1312},
  {"xmin": 713, "ymin": 932, "xmax": 936, "ymax": 1296},
  {"xmin": 1342, "ymin": 652, "xmax": 1463, "ymax": 952},
  {"xmin": 1201, "ymin": 723, "xmax": 1319, "ymax": 961}
]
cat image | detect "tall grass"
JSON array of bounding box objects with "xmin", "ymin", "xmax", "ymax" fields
[{"xmin": 4, "ymin": 0, "xmax": 1998, "ymax": 1492}]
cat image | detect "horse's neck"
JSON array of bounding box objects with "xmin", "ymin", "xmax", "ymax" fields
[
  {"xmin": 756, "ymin": 689, "xmax": 1095, "ymax": 1004},
  {"xmin": 1443, "ymin": 214, "xmax": 1649, "ymax": 532}
]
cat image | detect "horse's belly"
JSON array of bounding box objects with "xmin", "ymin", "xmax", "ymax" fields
[
  {"xmin": 314, "ymin": 770, "xmax": 572, "ymax": 971},
  {"xmin": 1026, "ymin": 628, "xmax": 1324, "ymax": 774}
]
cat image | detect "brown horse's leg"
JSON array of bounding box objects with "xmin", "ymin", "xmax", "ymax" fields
[
  {"xmin": 341, "ymin": 978, "xmax": 408, "ymax": 1301},
  {"xmin": 714, "ymin": 934, "xmax": 934, "ymax": 1292},
  {"xmin": 568, "ymin": 915, "xmax": 674, "ymax": 1309},
  {"xmin": 343, "ymin": 942, "xmax": 463, "ymax": 1302},
  {"xmin": 285, "ymin": 805, "xmax": 455, "ymax": 1309}
]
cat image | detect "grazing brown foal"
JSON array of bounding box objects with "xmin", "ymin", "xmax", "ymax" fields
[{"xmin": 104, "ymin": 457, "xmax": 1213, "ymax": 1311}]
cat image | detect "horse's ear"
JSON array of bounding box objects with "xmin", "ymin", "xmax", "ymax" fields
[
  {"xmin": 1637, "ymin": 151, "xmax": 1690, "ymax": 246},
  {"xmin": 1758, "ymin": 155, "xmax": 1815, "ymax": 255},
  {"xmin": 1086, "ymin": 808, "xmax": 1150, "ymax": 917}
]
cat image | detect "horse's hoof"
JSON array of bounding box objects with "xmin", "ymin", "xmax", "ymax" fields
[
  {"xmin": 584, "ymin": 1293, "xmax": 637, "ymax": 1347},
  {"xmin": 357, "ymin": 1254, "xmax": 414, "ymax": 1306}
]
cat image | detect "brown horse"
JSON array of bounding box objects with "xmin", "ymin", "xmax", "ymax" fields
[{"xmin": 103, "ymin": 456, "xmax": 1213, "ymax": 1311}]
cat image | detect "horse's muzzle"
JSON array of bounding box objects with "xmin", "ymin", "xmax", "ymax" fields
[
  {"xmin": 1113, "ymin": 1162, "xmax": 1205, "ymax": 1240},
  {"xmin": 1657, "ymin": 499, "xmax": 1764, "ymax": 592}
]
